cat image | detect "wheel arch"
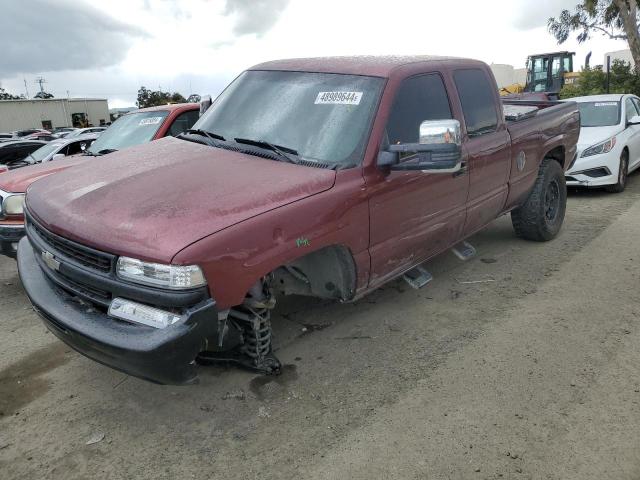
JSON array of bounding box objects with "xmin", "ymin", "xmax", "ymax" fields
[
  {"xmin": 543, "ymin": 145, "xmax": 566, "ymax": 168},
  {"xmin": 269, "ymin": 244, "xmax": 358, "ymax": 302}
]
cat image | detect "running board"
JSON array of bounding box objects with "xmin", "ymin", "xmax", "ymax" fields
[
  {"xmin": 451, "ymin": 241, "xmax": 476, "ymax": 261},
  {"xmin": 403, "ymin": 265, "xmax": 433, "ymax": 289}
]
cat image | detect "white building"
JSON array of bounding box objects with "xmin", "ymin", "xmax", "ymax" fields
[
  {"xmin": 490, "ymin": 63, "xmax": 527, "ymax": 88},
  {"xmin": 0, "ymin": 98, "xmax": 109, "ymax": 132},
  {"xmin": 604, "ymin": 49, "xmax": 633, "ymax": 65}
]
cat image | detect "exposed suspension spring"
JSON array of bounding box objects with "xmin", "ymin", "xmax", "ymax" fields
[{"xmin": 229, "ymin": 306, "xmax": 273, "ymax": 364}]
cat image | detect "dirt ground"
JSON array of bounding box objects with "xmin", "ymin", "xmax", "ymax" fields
[{"xmin": 2, "ymin": 174, "xmax": 640, "ymax": 480}]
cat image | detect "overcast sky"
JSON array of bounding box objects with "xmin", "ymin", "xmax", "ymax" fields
[{"xmin": 0, "ymin": 0, "xmax": 631, "ymax": 108}]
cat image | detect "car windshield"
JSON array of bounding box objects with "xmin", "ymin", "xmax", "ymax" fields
[
  {"xmin": 577, "ymin": 101, "xmax": 621, "ymax": 127},
  {"xmin": 86, "ymin": 111, "xmax": 168, "ymax": 154},
  {"xmin": 193, "ymin": 70, "xmax": 385, "ymax": 167},
  {"xmin": 28, "ymin": 142, "xmax": 64, "ymax": 163}
]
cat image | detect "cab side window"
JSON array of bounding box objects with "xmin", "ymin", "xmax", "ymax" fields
[
  {"xmin": 625, "ymin": 97, "xmax": 639, "ymax": 123},
  {"xmin": 66, "ymin": 140, "xmax": 91, "ymax": 156},
  {"xmin": 386, "ymin": 74, "xmax": 452, "ymax": 145},
  {"xmin": 168, "ymin": 110, "xmax": 200, "ymax": 137},
  {"xmin": 453, "ymin": 69, "xmax": 499, "ymax": 137}
]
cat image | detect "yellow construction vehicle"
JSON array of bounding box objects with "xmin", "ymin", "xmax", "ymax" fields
[{"xmin": 501, "ymin": 51, "xmax": 579, "ymax": 100}]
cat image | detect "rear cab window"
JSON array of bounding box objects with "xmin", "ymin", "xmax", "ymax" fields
[
  {"xmin": 168, "ymin": 110, "xmax": 200, "ymax": 137},
  {"xmin": 453, "ymin": 69, "xmax": 499, "ymax": 137}
]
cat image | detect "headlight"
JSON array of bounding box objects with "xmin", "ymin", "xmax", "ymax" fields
[
  {"xmin": 581, "ymin": 137, "xmax": 616, "ymax": 157},
  {"xmin": 116, "ymin": 257, "xmax": 206, "ymax": 289},
  {"xmin": 2, "ymin": 194, "xmax": 25, "ymax": 215}
]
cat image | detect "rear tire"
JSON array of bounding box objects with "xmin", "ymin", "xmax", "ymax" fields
[
  {"xmin": 605, "ymin": 150, "xmax": 628, "ymax": 193},
  {"xmin": 511, "ymin": 159, "xmax": 567, "ymax": 242}
]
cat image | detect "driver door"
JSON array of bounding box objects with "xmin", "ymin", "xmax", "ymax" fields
[{"xmin": 368, "ymin": 73, "xmax": 469, "ymax": 287}]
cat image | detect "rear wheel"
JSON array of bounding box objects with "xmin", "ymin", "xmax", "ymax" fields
[
  {"xmin": 511, "ymin": 159, "xmax": 567, "ymax": 242},
  {"xmin": 605, "ymin": 150, "xmax": 628, "ymax": 193}
]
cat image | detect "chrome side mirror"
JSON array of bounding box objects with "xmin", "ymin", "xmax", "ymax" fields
[
  {"xmin": 419, "ymin": 119, "xmax": 461, "ymax": 146},
  {"xmin": 378, "ymin": 119, "xmax": 463, "ymax": 173}
]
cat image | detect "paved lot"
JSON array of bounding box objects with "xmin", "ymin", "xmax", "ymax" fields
[{"xmin": 2, "ymin": 175, "xmax": 640, "ymax": 479}]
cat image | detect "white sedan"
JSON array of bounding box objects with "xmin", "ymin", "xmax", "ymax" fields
[{"xmin": 564, "ymin": 94, "xmax": 640, "ymax": 193}]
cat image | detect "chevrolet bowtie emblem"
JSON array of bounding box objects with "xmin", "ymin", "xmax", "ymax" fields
[{"xmin": 42, "ymin": 250, "xmax": 61, "ymax": 271}]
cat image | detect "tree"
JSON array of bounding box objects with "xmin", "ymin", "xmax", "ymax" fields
[
  {"xmin": 548, "ymin": 1, "xmax": 640, "ymax": 71},
  {"xmin": 0, "ymin": 87, "xmax": 23, "ymax": 100},
  {"xmin": 136, "ymin": 86, "xmax": 187, "ymax": 108},
  {"xmin": 559, "ymin": 59, "xmax": 640, "ymax": 97},
  {"xmin": 34, "ymin": 91, "xmax": 54, "ymax": 99}
]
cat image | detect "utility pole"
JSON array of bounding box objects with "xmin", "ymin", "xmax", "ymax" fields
[
  {"xmin": 23, "ymin": 78, "xmax": 30, "ymax": 98},
  {"xmin": 35, "ymin": 76, "xmax": 47, "ymax": 95}
]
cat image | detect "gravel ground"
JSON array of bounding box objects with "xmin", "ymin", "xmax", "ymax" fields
[{"xmin": 1, "ymin": 174, "xmax": 640, "ymax": 479}]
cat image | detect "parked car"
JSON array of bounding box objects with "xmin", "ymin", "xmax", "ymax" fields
[
  {"xmin": 0, "ymin": 103, "xmax": 200, "ymax": 259},
  {"xmin": 0, "ymin": 140, "xmax": 47, "ymax": 170},
  {"xmin": 23, "ymin": 133, "xmax": 57, "ymax": 142},
  {"xmin": 26, "ymin": 134, "xmax": 98, "ymax": 164},
  {"xmin": 0, "ymin": 133, "xmax": 13, "ymax": 140},
  {"xmin": 52, "ymin": 127, "xmax": 76, "ymax": 134},
  {"xmin": 564, "ymin": 94, "xmax": 640, "ymax": 192},
  {"xmin": 16, "ymin": 56, "xmax": 580, "ymax": 384},
  {"xmin": 64, "ymin": 127, "xmax": 107, "ymax": 138},
  {"xmin": 12, "ymin": 129, "xmax": 50, "ymax": 138}
]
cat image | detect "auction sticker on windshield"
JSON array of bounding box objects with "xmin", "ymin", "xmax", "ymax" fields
[
  {"xmin": 594, "ymin": 102, "xmax": 618, "ymax": 107},
  {"xmin": 315, "ymin": 91, "xmax": 363, "ymax": 105},
  {"xmin": 138, "ymin": 117, "xmax": 164, "ymax": 126}
]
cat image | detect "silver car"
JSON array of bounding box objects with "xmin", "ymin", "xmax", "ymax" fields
[{"xmin": 26, "ymin": 134, "xmax": 99, "ymax": 163}]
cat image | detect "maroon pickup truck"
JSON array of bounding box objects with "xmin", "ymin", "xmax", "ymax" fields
[
  {"xmin": 0, "ymin": 103, "xmax": 200, "ymax": 259},
  {"xmin": 17, "ymin": 56, "xmax": 579, "ymax": 384}
]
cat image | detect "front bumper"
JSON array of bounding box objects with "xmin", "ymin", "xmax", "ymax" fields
[
  {"xmin": 565, "ymin": 150, "xmax": 618, "ymax": 187},
  {"xmin": 0, "ymin": 223, "xmax": 25, "ymax": 259},
  {"xmin": 17, "ymin": 237, "xmax": 219, "ymax": 384}
]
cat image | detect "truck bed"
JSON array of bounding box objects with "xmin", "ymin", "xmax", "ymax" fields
[
  {"xmin": 502, "ymin": 99, "xmax": 574, "ymax": 123},
  {"xmin": 501, "ymin": 98, "xmax": 580, "ymax": 207}
]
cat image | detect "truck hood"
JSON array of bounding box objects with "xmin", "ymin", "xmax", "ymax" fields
[
  {"xmin": 26, "ymin": 137, "xmax": 336, "ymax": 263},
  {"xmin": 0, "ymin": 156, "xmax": 86, "ymax": 193}
]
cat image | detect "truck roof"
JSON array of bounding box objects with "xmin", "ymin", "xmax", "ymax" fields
[
  {"xmin": 251, "ymin": 55, "xmax": 482, "ymax": 78},
  {"xmin": 135, "ymin": 103, "xmax": 199, "ymax": 113}
]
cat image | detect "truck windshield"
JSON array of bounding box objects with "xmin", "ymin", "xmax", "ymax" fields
[
  {"xmin": 194, "ymin": 70, "xmax": 385, "ymax": 167},
  {"xmin": 577, "ymin": 101, "xmax": 620, "ymax": 127},
  {"xmin": 86, "ymin": 110, "xmax": 169, "ymax": 155}
]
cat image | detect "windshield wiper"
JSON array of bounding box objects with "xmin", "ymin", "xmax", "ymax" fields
[
  {"xmin": 234, "ymin": 138, "xmax": 301, "ymax": 165},
  {"xmin": 85, "ymin": 148, "xmax": 117, "ymax": 157},
  {"xmin": 180, "ymin": 129, "xmax": 225, "ymax": 141}
]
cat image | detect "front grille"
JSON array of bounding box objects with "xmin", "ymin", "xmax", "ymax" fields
[
  {"xmin": 26, "ymin": 211, "xmax": 113, "ymax": 273},
  {"xmin": 56, "ymin": 270, "xmax": 111, "ymax": 304}
]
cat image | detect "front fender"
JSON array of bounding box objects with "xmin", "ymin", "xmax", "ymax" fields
[{"xmin": 171, "ymin": 169, "xmax": 370, "ymax": 309}]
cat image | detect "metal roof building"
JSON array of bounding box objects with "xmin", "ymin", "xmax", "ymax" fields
[{"xmin": 0, "ymin": 98, "xmax": 109, "ymax": 132}]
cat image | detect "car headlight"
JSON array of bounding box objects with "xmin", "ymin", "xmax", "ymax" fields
[
  {"xmin": 581, "ymin": 137, "xmax": 616, "ymax": 157},
  {"xmin": 2, "ymin": 194, "xmax": 25, "ymax": 215},
  {"xmin": 116, "ymin": 256, "xmax": 206, "ymax": 289}
]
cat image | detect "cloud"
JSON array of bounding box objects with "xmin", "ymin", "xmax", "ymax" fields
[
  {"xmin": 512, "ymin": 0, "xmax": 579, "ymax": 30},
  {"xmin": 223, "ymin": 0, "xmax": 290, "ymax": 37},
  {"xmin": 0, "ymin": 0, "xmax": 147, "ymax": 77}
]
